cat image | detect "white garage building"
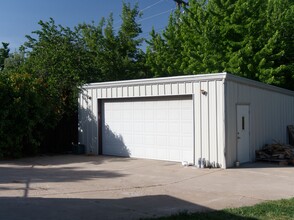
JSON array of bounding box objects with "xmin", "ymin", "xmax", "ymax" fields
[{"xmin": 78, "ymin": 73, "xmax": 294, "ymax": 168}]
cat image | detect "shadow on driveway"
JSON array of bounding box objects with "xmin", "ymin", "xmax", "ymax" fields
[
  {"xmin": 0, "ymin": 156, "xmax": 129, "ymax": 198},
  {"xmin": 0, "ymin": 154, "xmax": 132, "ymax": 166},
  {"xmin": 0, "ymin": 156, "xmax": 291, "ymax": 220},
  {"xmin": 0, "ymin": 165, "xmax": 126, "ymax": 184},
  {"xmin": 0, "ymin": 195, "xmax": 256, "ymax": 220}
]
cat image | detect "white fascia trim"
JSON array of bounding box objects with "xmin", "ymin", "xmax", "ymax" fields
[{"xmin": 83, "ymin": 72, "xmax": 227, "ymax": 89}]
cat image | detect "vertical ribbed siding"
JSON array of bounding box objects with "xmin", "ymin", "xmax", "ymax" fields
[
  {"xmin": 225, "ymin": 82, "xmax": 238, "ymax": 167},
  {"xmin": 208, "ymin": 81, "xmax": 217, "ymax": 164},
  {"xmin": 79, "ymin": 74, "xmax": 294, "ymax": 168},
  {"xmin": 194, "ymin": 80, "xmax": 225, "ymax": 168},
  {"xmin": 225, "ymin": 81, "xmax": 294, "ymax": 167},
  {"xmin": 78, "ymin": 89, "xmax": 89, "ymax": 148},
  {"xmin": 217, "ymin": 81, "xmax": 225, "ymax": 168},
  {"xmin": 92, "ymin": 89, "xmax": 98, "ymax": 155},
  {"xmin": 200, "ymin": 82, "xmax": 209, "ymax": 161},
  {"xmin": 78, "ymin": 88, "xmax": 98, "ymax": 154},
  {"xmin": 78, "ymin": 78, "xmax": 226, "ymax": 167},
  {"xmin": 92, "ymin": 82, "xmax": 195, "ymax": 99},
  {"xmin": 194, "ymin": 82, "xmax": 202, "ymax": 164}
]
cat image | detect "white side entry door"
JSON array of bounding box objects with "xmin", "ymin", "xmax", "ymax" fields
[{"xmin": 237, "ymin": 105, "xmax": 250, "ymax": 163}]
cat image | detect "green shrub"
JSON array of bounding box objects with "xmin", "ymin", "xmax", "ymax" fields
[{"xmin": 0, "ymin": 72, "xmax": 57, "ymax": 158}]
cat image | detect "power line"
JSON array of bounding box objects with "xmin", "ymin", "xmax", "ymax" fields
[
  {"xmin": 139, "ymin": 0, "xmax": 165, "ymax": 13},
  {"xmin": 114, "ymin": 7, "xmax": 175, "ymax": 30},
  {"xmin": 114, "ymin": 0, "xmax": 166, "ymax": 27},
  {"xmin": 137, "ymin": 7, "xmax": 175, "ymax": 23}
]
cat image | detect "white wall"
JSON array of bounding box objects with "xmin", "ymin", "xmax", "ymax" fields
[
  {"xmin": 78, "ymin": 74, "xmax": 227, "ymax": 167},
  {"xmin": 79, "ymin": 74, "xmax": 294, "ymax": 168},
  {"xmin": 225, "ymin": 79, "xmax": 294, "ymax": 167},
  {"xmin": 78, "ymin": 88, "xmax": 99, "ymax": 155},
  {"xmin": 194, "ymin": 80, "xmax": 226, "ymax": 168}
]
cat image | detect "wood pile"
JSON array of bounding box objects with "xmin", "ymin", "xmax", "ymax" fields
[
  {"xmin": 288, "ymin": 125, "xmax": 294, "ymax": 146},
  {"xmin": 256, "ymin": 143, "xmax": 294, "ymax": 165}
]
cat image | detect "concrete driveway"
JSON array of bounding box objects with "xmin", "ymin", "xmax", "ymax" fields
[{"xmin": 0, "ymin": 155, "xmax": 293, "ymax": 220}]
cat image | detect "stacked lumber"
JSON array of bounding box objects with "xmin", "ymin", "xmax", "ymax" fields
[
  {"xmin": 288, "ymin": 125, "xmax": 294, "ymax": 146},
  {"xmin": 256, "ymin": 143, "xmax": 294, "ymax": 165}
]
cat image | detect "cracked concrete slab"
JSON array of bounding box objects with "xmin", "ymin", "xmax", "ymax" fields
[{"xmin": 0, "ymin": 155, "xmax": 293, "ymax": 220}]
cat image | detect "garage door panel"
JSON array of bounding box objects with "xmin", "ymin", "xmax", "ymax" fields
[
  {"xmin": 156, "ymin": 111, "xmax": 168, "ymax": 120},
  {"xmin": 145, "ymin": 148, "xmax": 153, "ymax": 158},
  {"xmin": 145, "ymin": 110, "xmax": 154, "ymax": 120},
  {"xmin": 157, "ymin": 149, "xmax": 168, "ymax": 160},
  {"xmin": 133, "ymin": 122, "xmax": 144, "ymax": 133},
  {"xmin": 182, "ymin": 150, "xmax": 192, "ymax": 163},
  {"xmin": 133, "ymin": 111, "xmax": 143, "ymax": 121},
  {"xmin": 145, "ymin": 122, "xmax": 154, "ymax": 133},
  {"xmin": 123, "ymin": 134, "xmax": 133, "ymax": 145},
  {"xmin": 169, "ymin": 109, "xmax": 181, "ymax": 120},
  {"xmin": 182, "ymin": 110, "xmax": 193, "ymax": 120},
  {"xmin": 156, "ymin": 101, "xmax": 168, "ymax": 109},
  {"xmin": 156, "ymin": 122, "xmax": 168, "ymax": 133},
  {"xmin": 157, "ymin": 136, "xmax": 168, "ymax": 146},
  {"xmin": 123, "ymin": 111, "xmax": 132, "ymax": 121},
  {"xmin": 181, "ymin": 100, "xmax": 192, "ymax": 107},
  {"xmin": 102, "ymin": 96, "xmax": 193, "ymax": 163},
  {"xmin": 144, "ymin": 135, "xmax": 155, "ymax": 145},
  {"xmin": 169, "ymin": 149, "xmax": 182, "ymax": 161},
  {"xmin": 168, "ymin": 122, "xmax": 181, "ymax": 134},
  {"xmin": 169, "ymin": 136, "xmax": 181, "ymax": 146},
  {"xmin": 133, "ymin": 134, "xmax": 143, "ymax": 145},
  {"xmin": 183, "ymin": 136, "xmax": 193, "ymax": 147},
  {"xmin": 182, "ymin": 122, "xmax": 193, "ymax": 134}
]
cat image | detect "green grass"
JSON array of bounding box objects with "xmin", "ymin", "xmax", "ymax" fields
[{"xmin": 146, "ymin": 198, "xmax": 294, "ymax": 220}]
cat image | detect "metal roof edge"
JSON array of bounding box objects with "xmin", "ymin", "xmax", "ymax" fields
[
  {"xmin": 82, "ymin": 72, "xmax": 294, "ymax": 96},
  {"xmin": 225, "ymin": 73, "xmax": 294, "ymax": 97},
  {"xmin": 83, "ymin": 72, "xmax": 227, "ymax": 88}
]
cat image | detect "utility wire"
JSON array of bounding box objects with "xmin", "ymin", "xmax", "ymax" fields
[
  {"xmin": 137, "ymin": 7, "xmax": 175, "ymax": 23},
  {"xmin": 114, "ymin": 7, "xmax": 175, "ymax": 30},
  {"xmin": 114, "ymin": 0, "xmax": 165, "ymax": 26},
  {"xmin": 139, "ymin": 0, "xmax": 165, "ymax": 13}
]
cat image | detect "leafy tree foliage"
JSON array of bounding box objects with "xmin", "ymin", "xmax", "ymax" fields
[
  {"xmin": 22, "ymin": 18, "xmax": 92, "ymax": 118},
  {"xmin": 78, "ymin": 3, "xmax": 148, "ymax": 82},
  {"xmin": 0, "ymin": 72, "xmax": 51, "ymax": 157},
  {"xmin": 146, "ymin": 10, "xmax": 184, "ymax": 77},
  {"xmin": 146, "ymin": 0, "xmax": 294, "ymax": 89},
  {"xmin": 0, "ymin": 42, "xmax": 10, "ymax": 71},
  {"xmin": 2, "ymin": 0, "xmax": 292, "ymax": 158},
  {"xmin": 3, "ymin": 49, "xmax": 26, "ymax": 73},
  {"xmin": 0, "ymin": 3, "xmax": 147, "ymax": 158}
]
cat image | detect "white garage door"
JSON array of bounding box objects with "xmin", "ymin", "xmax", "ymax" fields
[{"xmin": 102, "ymin": 96, "xmax": 194, "ymax": 163}]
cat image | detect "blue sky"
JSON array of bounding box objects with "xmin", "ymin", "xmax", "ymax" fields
[{"xmin": 0, "ymin": 0, "xmax": 176, "ymax": 51}]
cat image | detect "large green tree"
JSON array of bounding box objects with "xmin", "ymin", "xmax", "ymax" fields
[
  {"xmin": 208, "ymin": 0, "xmax": 294, "ymax": 88},
  {"xmin": 0, "ymin": 72, "xmax": 51, "ymax": 157},
  {"xmin": 146, "ymin": 0, "xmax": 294, "ymax": 89},
  {"xmin": 146, "ymin": 10, "xmax": 184, "ymax": 77},
  {"xmin": 23, "ymin": 18, "xmax": 91, "ymax": 117},
  {"xmin": 0, "ymin": 2, "xmax": 148, "ymax": 158},
  {"xmin": 78, "ymin": 2, "xmax": 148, "ymax": 82}
]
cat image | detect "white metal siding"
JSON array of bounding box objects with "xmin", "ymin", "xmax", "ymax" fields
[
  {"xmin": 78, "ymin": 89, "xmax": 98, "ymax": 155},
  {"xmin": 225, "ymin": 80, "xmax": 294, "ymax": 167},
  {"xmin": 78, "ymin": 74, "xmax": 226, "ymax": 167},
  {"xmin": 194, "ymin": 80, "xmax": 226, "ymax": 168}
]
